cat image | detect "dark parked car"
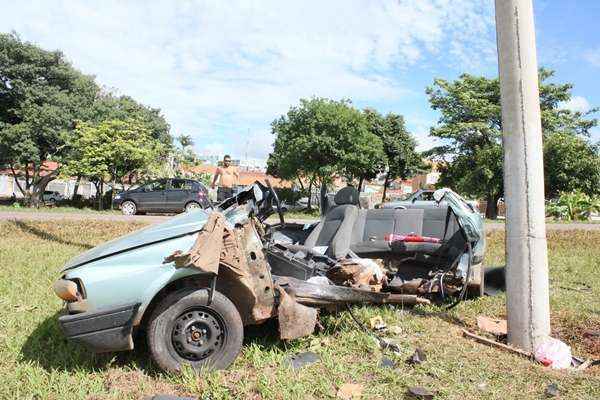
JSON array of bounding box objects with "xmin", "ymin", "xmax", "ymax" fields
[{"xmin": 113, "ymin": 178, "xmax": 211, "ymax": 215}]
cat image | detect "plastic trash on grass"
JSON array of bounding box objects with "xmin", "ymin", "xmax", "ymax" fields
[{"xmin": 534, "ymin": 337, "xmax": 572, "ymax": 369}]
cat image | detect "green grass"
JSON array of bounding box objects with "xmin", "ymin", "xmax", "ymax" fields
[
  {"xmin": 281, "ymin": 208, "xmax": 321, "ymax": 220},
  {"xmin": 0, "ymin": 204, "xmax": 121, "ymax": 214},
  {"xmin": 484, "ymin": 218, "xmax": 600, "ymax": 224},
  {"xmin": 0, "ymin": 221, "xmax": 598, "ymax": 399}
]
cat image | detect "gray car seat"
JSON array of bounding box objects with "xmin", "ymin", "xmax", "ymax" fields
[
  {"xmin": 349, "ymin": 206, "xmax": 466, "ymax": 266},
  {"xmin": 301, "ymin": 186, "xmax": 360, "ymax": 259}
]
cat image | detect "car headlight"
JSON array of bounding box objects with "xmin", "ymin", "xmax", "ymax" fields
[{"xmin": 114, "ymin": 194, "xmax": 122, "ymax": 199}]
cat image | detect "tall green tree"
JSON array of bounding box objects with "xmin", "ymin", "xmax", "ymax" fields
[
  {"xmin": 544, "ymin": 132, "xmax": 600, "ymax": 198},
  {"xmin": 267, "ymin": 98, "xmax": 383, "ymax": 210},
  {"xmin": 62, "ymin": 119, "xmax": 162, "ymax": 209},
  {"xmin": 426, "ymin": 69, "xmax": 598, "ymax": 219},
  {"xmin": 0, "ymin": 32, "xmax": 99, "ymax": 205},
  {"xmin": 91, "ymin": 93, "xmax": 172, "ymax": 146},
  {"xmin": 364, "ymin": 109, "xmax": 424, "ymax": 201}
]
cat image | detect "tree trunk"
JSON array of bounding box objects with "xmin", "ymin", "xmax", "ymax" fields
[
  {"xmin": 358, "ymin": 176, "xmax": 364, "ymax": 192},
  {"xmin": 111, "ymin": 170, "xmax": 117, "ymax": 210},
  {"xmin": 30, "ymin": 169, "xmax": 59, "ymax": 208},
  {"xmin": 320, "ymin": 180, "xmax": 328, "ymax": 216},
  {"xmin": 94, "ymin": 180, "xmax": 103, "ymax": 211},
  {"xmin": 485, "ymin": 193, "xmax": 499, "ymax": 220},
  {"xmin": 25, "ymin": 163, "xmax": 31, "ymax": 193},
  {"xmin": 382, "ymin": 174, "xmax": 390, "ymax": 203},
  {"xmin": 71, "ymin": 175, "xmax": 81, "ymax": 201},
  {"xmin": 9, "ymin": 164, "xmax": 26, "ymax": 197},
  {"xmin": 307, "ymin": 179, "xmax": 314, "ymax": 210},
  {"xmin": 297, "ymin": 177, "xmax": 305, "ymax": 192},
  {"xmin": 99, "ymin": 181, "xmax": 104, "ymax": 210}
]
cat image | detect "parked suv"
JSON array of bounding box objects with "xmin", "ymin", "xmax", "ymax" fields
[{"xmin": 113, "ymin": 178, "xmax": 211, "ymax": 215}]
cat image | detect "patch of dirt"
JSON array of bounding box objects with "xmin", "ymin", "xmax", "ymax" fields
[
  {"xmin": 102, "ymin": 368, "xmax": 193, "ymax": 399},
  {"xmin": 552, "ymin": 313, "xmax": 600, "ymax": 360}
]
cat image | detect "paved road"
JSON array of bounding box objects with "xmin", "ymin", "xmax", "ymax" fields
[
  {"xmin": 1, "ymin": 211, "xmax": 599, "ymax": 230},
  {"xmin": 0, "ymin": 211, "xmax": 312, "ymax": 225}
]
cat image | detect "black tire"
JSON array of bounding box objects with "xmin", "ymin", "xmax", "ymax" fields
[{"xmin": 147, "ymin": 288, "xmax": 243, "ymax": 373}]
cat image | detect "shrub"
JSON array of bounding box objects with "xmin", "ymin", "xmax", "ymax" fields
[{"xmin": 546, "ymin": 191, "xmax": 600, "ymax": 221}]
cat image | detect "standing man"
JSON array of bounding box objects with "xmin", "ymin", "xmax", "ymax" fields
[{"xmin": 211, "ymin": 155, "xmax": 239, "ymax": 202}]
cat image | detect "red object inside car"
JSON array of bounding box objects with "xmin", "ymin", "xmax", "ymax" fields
[{"xmin": 384, "ymin": 234, "xmax": 441, "ymax": 244}]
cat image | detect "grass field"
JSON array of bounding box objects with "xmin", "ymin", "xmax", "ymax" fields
[
  {"xmin": 0, "ymin": 204, "xmax": 121, "ymax": 214},
  {"xmin": 0, "ymin": 220, "xmax": 598, "ymax": 400}
]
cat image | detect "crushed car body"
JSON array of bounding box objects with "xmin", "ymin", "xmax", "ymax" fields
[{"xmin": 53, "ymin": 182, "xmax": 485, "ymax": 372}]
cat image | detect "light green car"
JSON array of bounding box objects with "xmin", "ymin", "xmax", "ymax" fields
[{"xmin": 54, "ymin": 183, "xmax": 485, "ymax": 373}]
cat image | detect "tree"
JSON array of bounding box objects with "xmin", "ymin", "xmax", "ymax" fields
[
  {"xmin": 177, "ymin": 134, "xmax": 194, "ymax": 148},
  {"xmin": 544, "ymin": 132, "xmax": 600, "ymax": 198},
  {"xmin": 90, "ymin": 93, "xmax": 172, "ymax": 147},
  {"xmin": 364, "ymin": 109, "xmax": 424, "ymax": 201},
  {"xmin": 0, "ymin": 32, "xmax": 99, "ymax": 205},
  {"xmin": 426, "ymin": 69, "xmax": 599, "ymax": 219},
  {"xmin": 267, "ymin": 98, "xmax": 383, "ymax": 210},
  {"xmin": 62, "ymin": 119, "xmax": 161, "ymax": 209}
]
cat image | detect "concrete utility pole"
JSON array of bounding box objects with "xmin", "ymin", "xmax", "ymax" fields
[{"xmin": 495, "ymin": 0, "xmax": 550, "ymax": 351}]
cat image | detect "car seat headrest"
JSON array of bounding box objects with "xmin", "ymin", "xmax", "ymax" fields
[{"xmin": 334, "ymin": 186, "xmax": 360, "ymax": 206}]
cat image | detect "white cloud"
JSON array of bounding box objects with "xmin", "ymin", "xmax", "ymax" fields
[
  {"xmin": 584, "ymin": 48, "xmax": 600, "ymax": 68},
  {"xmin": 405, "ymin": 114, "xmax": 438, "ymax": 152},
  {"xmin": 561, "ymin": 96, "xmax": 591, "ymax": 113},
  {"xmin": 1, "ymin": 0, "xmax": 496, "ymax": 161}
]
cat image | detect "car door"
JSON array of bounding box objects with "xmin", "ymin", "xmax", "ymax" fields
[
  {"xmin": 164, "ymin": 179, "xmax": 190, "ymax": 212},
  {"xmin": 134, "ymin": 180, "xmax": 167, "ymax": 211}
]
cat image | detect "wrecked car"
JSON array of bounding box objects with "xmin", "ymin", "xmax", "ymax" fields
[{"xmin": 53, "ymin": 182, "xmax": 485, "ymax": 372}]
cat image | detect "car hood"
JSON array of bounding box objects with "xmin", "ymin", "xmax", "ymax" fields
[{"xmin": 62, "ymin": 210, "xmax": 209, "ymax": 271}]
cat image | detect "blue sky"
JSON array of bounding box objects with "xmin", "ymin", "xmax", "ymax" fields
[{"xmin": 2, "ymin": 1, "xmax": 599, "ymax": 166}]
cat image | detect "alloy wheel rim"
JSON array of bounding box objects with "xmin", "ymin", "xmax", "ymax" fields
[{"xmin": 122, "ymin": 202, "xmax": 135, "ymax": 215}]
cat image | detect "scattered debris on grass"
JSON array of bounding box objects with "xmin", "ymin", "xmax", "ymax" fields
[
  {"xmin": 369, "ymin": 316, "xmax": 386, "ymax": 331},
  {"xmin": 379, "ymin": 357, "xmax": 396, "ymax": 369},
  {"xmin": 377, "ymin": 337, "xmax": 402, "ymax": 355},
  {"xmin": 534, "ymin": 337, "xmax": 572, "ymax": 369},
  {"xmin": 556, "ymin": 281, "xmax": 593, "ymax": 293},
  {"xmin": 336, "ymin": 383, "xmax": 364, "ymax": 400},
  {"xmin": 406, "ymin": 348, "xmax": 427, "ymax": 365},
  {"xmin": 544, "ymin": 383, "xmax": 559, "ymax": 398},
  {"xmin": 462, "ymin": 329, "xmax": 532, "ymax": 358},
  {"xmin": 407, "ymin": 386, "xmax": 435, "ymax": 399},
  {"xmin": 476, "ymin": 315, "xmax": 507, "ymax": 337},
  {"xmin": 285, "ymin": 351, "xmax": 320, "ymax": 370},
  {"xmin": 388, "ymin": 325, "xmax": 403, "ymax": 335}
]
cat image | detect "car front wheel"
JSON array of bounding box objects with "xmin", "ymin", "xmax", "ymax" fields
[
  {"xmin": 121, "ymin": 200, "xmax": 137, "ymax": 215},
  {"xmin": 185, "ymin": 201, "xmax": 201, "ymax": 212},
  {"xmin": 147, "ymin": 288, "xmax": 243, "ymax": 373}
]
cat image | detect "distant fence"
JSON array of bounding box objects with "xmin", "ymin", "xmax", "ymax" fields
[{"xmin": 0, "ymin": 174, "xmax": 100, "ymax": 199}]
